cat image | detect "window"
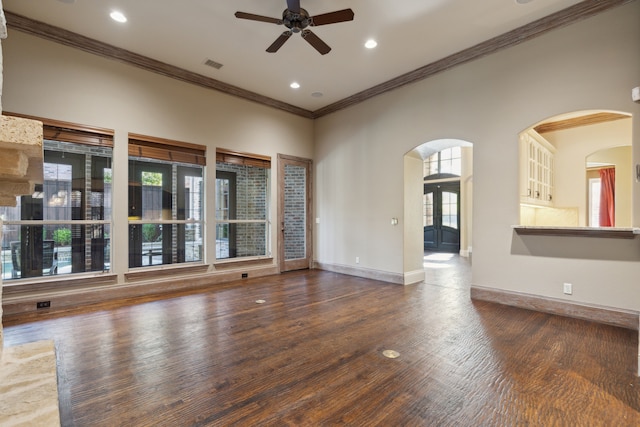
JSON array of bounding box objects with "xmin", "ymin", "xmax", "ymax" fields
[
  {"xmin": 1, "ymin": 120, "xmax": 113, "ymax": 280},
  {"xmin": 216, "ymin": 149, "xmax": 270, "ymax": 260},
  {"xmin": 588, "ymin": 178, "xmax": 601, "ymax": 227},
  {"xmin": 128, "ymin": 134, "xmax": 205, "ymax": 268},
  {"xmin": 424, "ymin": 147, "xmax": 461, "ymax": 178},
  {"xmin": 441, "ymin": 191, "xmax": 459, "ymax": 229}
]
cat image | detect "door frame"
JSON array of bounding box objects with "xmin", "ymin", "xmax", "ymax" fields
[
  {"xmin": 423, "ymin": 180, "xmax": 461, "ymax": 253},
  {"xmin": 278, "ymin": 154, "xmax": 313, "ymax": 272}
]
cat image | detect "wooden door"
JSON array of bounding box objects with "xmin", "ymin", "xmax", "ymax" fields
[
  {"xmin": 424, "ymin": 182, "xmax": 460, "ymax": 253},
  {"xmin": 278, "ymin": 155, "xmax": 313, "ymax": 272}
]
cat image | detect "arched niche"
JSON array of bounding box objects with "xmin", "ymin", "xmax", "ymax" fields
[{"xmin": 518, "ymin": 110, "xmax": 632, "ymax": 228}]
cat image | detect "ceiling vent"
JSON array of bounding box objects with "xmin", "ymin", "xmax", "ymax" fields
[{"xmin": 203, "ymin": 59, "xmax": 223, "ymax": 70}]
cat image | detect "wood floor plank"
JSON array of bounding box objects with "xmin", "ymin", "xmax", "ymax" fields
[{"xmin": 3, "ymin": 258, "xmax": 639, "ymax": 426}]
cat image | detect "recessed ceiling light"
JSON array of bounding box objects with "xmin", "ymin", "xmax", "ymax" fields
[
  {"xmin": 311, "ymin": 92, "xmax": 323, "ymax": 98},
  {"xmin": 365, "ymin": 39, "xmax": 378, "ymax": 49},
  {"xmin": 290, "ymin": 82, "xmax": 300, "ymax": 89},
  {"xmin": 110, "ymin": 11, "xmax": 127, "ymax": 23}
]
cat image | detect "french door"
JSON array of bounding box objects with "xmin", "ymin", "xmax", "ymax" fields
[
  {"xmin": 278, "ymin": 155, "xmax": 312, "ymax": 272},
  {"xmin": 128, "ymin": 161, "xmax": 172, "ymax": 267},
  {"xmin": 423, "ymin": 182, "xmax": 460, "ymax": 253}
]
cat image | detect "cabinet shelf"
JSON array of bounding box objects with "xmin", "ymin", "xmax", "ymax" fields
[{"xmin": 520, "ymin": 129, "xmax": 555, "ymax": 207}]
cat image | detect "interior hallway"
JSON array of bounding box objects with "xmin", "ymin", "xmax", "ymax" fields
[
  {"xmin": 423, "ymin": 251, "xmax": 471, "ymax": 291},
  {"xmin": 3, "ymin": 264, "xmax": 639, "ymax": 425}
]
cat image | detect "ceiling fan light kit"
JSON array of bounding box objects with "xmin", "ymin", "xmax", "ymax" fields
[{"xmin": 235, "ymin": 0, "xmax": 354, "ymax": 55}]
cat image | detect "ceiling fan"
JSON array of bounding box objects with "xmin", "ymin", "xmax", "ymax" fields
[{"xmin": 235, "ymin": 0, "xmax": 355, "ymax": 55}]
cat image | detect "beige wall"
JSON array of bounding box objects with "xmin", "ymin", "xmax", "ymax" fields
[
  {"xmin": 403, "ymin": 153, "xmax": 424, "ymax": 283},
  {"xmin": 315, "ymin": 2, "xmax": 640, "ymax": 310},
  {"xmin": 2, "ymin": 30, "xmax": 314, "ymax": 282}
]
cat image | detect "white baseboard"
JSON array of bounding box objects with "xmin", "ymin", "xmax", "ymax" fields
[{"xmin": 404, "ymin": 269, "xmax": 425, "ymax": 285}]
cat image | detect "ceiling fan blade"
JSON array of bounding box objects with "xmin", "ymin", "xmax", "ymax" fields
[
  {"xmin": 286, "ymin": 0, "xmax": 301, "ymax": 13},
  {"xmin": 301, "ymin": 30, "xmax": 331, "ymax": 55},
  {"xmin": 235, "ymin": 11, "xmax": 282, "ymax": 25},
  {"xmin": 311, "ymin": 9, "xmax": 354, "ymax": 26},
  {"xmin": 266, "ymin": 31, "xmax": 292, "ymax": 53}
]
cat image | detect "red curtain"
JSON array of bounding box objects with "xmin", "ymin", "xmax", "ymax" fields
[{"xmin": 599, "ymin": 168, "xmax": 615, "ymax": 227}]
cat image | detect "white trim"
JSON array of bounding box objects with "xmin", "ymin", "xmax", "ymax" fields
[{"xmin": 403, "ymin": 269, "xmax": 425, "ymax": 285}]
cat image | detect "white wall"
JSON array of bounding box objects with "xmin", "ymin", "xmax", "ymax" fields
[
  {"xmin": 460, "ymin": 147, "xmax": 473, "ymax": 256},
  {"xmin": 315, "ymin": 2, "xmax": 640, "ymax": 311},
  {"xmin": 2, "ymin": 30, "xmax": 314, "ymax": 281}
]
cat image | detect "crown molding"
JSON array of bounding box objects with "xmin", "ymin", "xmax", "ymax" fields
[
  {"xmin": 313, "ymin": 0, "xmax": 634, "ymax": 118},
  {"xmin": 4, "ymin": 0, "xmax": 634, "ymax": 120},
  {"xmin": 4, "ymin": 11, "xmax": 314, "ymax": 119}
]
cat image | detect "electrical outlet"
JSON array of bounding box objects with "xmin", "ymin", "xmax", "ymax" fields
[
  {"xmin": 356, "ymin": 256, "xmax": 360, "ymax": 264},
  {"xmin": 36, "ymin": 301, "xmax": 51, "ymax": 309},
  {"xmin": 242, "ymin": 273, "xmax": 248, "ymax": 278},
  {"xmin": 563, "ymin": 283, "xmax": 572, "ymax": 295}
]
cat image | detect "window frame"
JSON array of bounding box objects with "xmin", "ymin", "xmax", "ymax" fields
[
  {"xmin": 424, "ymin": 147, "xmax": 462, "ymax": 180},
  {"xmin": 1, "ymin": 113, "xmax": 114, "ymax": 281},
  {"xmin": 215, "ymin": 148, "xmax": 272, "ymax": 262},
  {"xmin": 127, "ymin": 134, "xmax": 206, "ymax": 270}
]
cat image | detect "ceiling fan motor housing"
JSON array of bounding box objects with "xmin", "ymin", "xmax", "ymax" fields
[{"xmin": 282, "ymin": 7, "xmax": 310, "ymax": 32}]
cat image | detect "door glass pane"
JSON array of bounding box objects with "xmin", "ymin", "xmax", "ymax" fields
[
  {"xmin": 284, "ymin": 164, "xmax": 306, "ymax": 261},
  {"xmin": 442, "ymin": 191, "xmax": 458, "ymax": 229},
  {"xmin": 141, "ymin": 223, "xmax": 163, "ymax": 266},
  {"xmin": 141, "ymin": 171, "xmax": 163, "ymax": 220},
  {"xmin": 215, "ymin": 178, "xmax": 230, "ymax": 220},
  {"xmin": 423, "ymin": 193, "xmax": 433, "ymax": 227}
]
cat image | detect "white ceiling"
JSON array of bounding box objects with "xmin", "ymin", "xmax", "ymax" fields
[{"xmin": 3, "ymin": 0, "xmax": 584, "ymax": 112}]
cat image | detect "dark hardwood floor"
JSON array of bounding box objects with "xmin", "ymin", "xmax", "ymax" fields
[{"xmin": 3, "ymin": 255, "xmax": 639, "ymax": 426}]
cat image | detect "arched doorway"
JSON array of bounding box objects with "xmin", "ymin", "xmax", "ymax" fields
[
  {"xmin": 415, "ymin": 139, "xmax": 473, "ymax": 255},
  {"xmin": 402, "ymin": 139, "xmax": 473, "ymax": 285}
]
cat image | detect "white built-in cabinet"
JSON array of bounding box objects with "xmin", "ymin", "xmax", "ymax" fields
[{"xmin": 520, "ymin": 130, "xmax": 555, "ymax": 206}]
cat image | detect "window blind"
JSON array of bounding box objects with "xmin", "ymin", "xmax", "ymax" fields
[
  {"xmin": 5, "ymin": 112, "xmax": 114, "ymax": 147},
  {"xmin": 216, "ymin": 148, "xmax": 271, "ymax": 169},
  {"xmin": 129, "ymin": 133, "xmax": 206, "ymax": 166}
]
